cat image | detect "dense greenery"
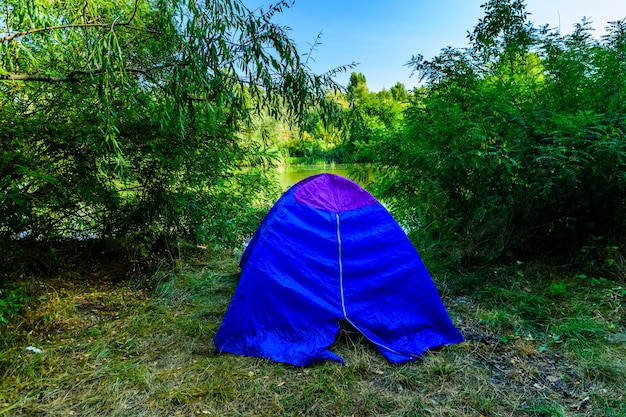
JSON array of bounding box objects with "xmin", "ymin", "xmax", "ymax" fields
[
  {"xmin": 277, "ymin": 73, "xmax": 409, "ymax": 165},
  {"xmin": 2, "ymin": 0, "xmax": 625, "ymax": 277},
  {"xmin": 364, "ymin": 0, "xmax": 626, "ymax": 267},
  {"xmin": 0, "ymin": 0, "xmax": 351, "ymax": 256},
  {"xmin": 346, "ymin": 73, "xmax": 408, "ymax": 166}
]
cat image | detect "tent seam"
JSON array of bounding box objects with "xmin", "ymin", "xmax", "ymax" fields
[
  {"xmin": 335, "ymin": 213, "xmax": 416, "ymax": 360},
  {"xmin": 336, "ymin": 213, "xmax": 347, "ymax": 320}
]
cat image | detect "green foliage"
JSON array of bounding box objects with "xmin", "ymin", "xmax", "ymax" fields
[
  {"xmin": 0, "ymin": 287, "xmax": 27, "ymax": 324},
  {"xmin": 345, "ymin": 72, "xmax": 408, "ymax": 166},
  {"xmin": 346, "ymin": 72, "xmax": 369, "ymax": 103},
  {"xmin": 389, "ymin": 82, "xmax": 409, "ymax": 102},
  {"xmin": 0, "ymin": 0, "xmax": 353, "ymax": 253},
  {"xmin": 280, "ymin": 93, "xmax": 349, "ymax": 164},
  {"xmin": 370, "ymin": 0, "xmax": 626, "ymax": 264}
]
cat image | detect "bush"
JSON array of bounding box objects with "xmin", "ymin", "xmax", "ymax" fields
[{"xmin": 369, "ymin": 0, "xmax": 626, "ymax": 264}]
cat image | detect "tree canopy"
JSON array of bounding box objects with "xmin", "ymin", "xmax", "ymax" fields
[{"xmin": 0, "ymin": 0, "xmax": 353, "ymax": 252}]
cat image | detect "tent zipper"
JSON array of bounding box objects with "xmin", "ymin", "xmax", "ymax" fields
[
  {"xmin": 336, "ymin": 213, "xmax": 347, "ymax": 319},
  {"xmin": 335, "ymin": 213, "xmax": 415, "ymax": 359}
]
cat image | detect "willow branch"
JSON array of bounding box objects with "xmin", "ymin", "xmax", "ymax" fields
[
  {"xmin": 1, "ymin": 23, "xmax": 105, "ymax": 42},
  {"xmin": 0, "ymin": 73, "xmax": 74, "ymax": 82},
  {"xmin": 126, "ymin": 0, "xmax": 139, "ymax": 25},
  {"xmin": 1, "ymin": 69, "xmax": 137, "ymax": 82},
  {"xmin": 0, "ymin": 62, "xmax": 181, "ymax": 83},
  {"xmin": 1, "ymin": 22, "xmax": 162, "ymax": 43},
  {"xmin": 2, "ymin": 1, "xmax": 151, "ymax": 43}
]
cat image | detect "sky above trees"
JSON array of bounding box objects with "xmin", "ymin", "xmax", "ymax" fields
[{"xmin": 245, "ymin": 0, "xmax": 626, "ymax": 91}]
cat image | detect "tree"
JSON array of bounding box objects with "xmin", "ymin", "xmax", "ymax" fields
[
  {"xmin": 390, "ymin": 82, "xmax": 409, "ymax": 102},
  {"xmin": 345, "ymin": 76, "xmax": 407, "ymax": 173},
  {"xmin": 371, "ymin": 0, "xmax": 626, "ymax": 265},
  {"xmin": 346, "ymin": 72, "xmax": 369, "ymax": 103},
  {"xmin": 0, "ymin": 0, "xmax": 353, "ymax": 251}
]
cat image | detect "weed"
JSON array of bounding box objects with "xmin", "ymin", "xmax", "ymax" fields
[
  {"xmin": 548, "ymin": 281, "xmax": 568, "ymax": 297},
  {"xmin": 0, "ymin": 287, "xmax": 28, "ymax": 324},
  {"xmin": 576, "ymin": 347, "xmax": 626, "ymax": 385},
  {"xmin": 475, "ymin": 306, "xmax": 519, "ymax": 332},
  {"xmin": 518, "ymin": 401, "xmax": 567, "ymax": 416},
  {"xmin": 552, "ymin": 317, "xmax": 607, "ymax": 347}
]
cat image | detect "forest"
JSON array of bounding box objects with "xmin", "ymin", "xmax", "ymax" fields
[{"xmin": 1, "ymin": 0, "xmax": 625, "ymax": 416}]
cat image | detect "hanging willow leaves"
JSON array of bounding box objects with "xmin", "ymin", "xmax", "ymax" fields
[{"xmin": 0, "ymin": 0, "xmax": 355, "ymax": 248}]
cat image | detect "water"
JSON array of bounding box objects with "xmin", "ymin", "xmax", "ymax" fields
[{"xmin": 277, "ymin": 164, "xmax": 350, "ymax": 190}]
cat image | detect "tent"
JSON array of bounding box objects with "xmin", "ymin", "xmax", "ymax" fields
[{"xmin": 214, "ymin": 173, "xmax": 463, "ymax": 366}]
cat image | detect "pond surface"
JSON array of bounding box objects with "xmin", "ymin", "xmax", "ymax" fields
[{"xmin": 277, "ymin": 164, "xmax": 351, "ymax": 190}]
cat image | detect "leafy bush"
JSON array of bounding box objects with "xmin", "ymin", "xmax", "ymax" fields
[{"xmin": 369, "ymin": 0, "xmax": 626, "ymax": 264}]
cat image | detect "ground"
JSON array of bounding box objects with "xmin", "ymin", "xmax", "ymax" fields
[{"xmin": 1, "ymin": 245, "xmax": 624, "ymax": 416}]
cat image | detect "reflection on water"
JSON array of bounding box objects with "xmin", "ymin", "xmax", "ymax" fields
[{"xmin": 277, "ymin": 164, "xmax": 350, "ymax": 190}]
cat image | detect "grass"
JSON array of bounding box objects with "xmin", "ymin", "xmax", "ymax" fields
[{"xmin": 1, "ymin": 253, "xmax": 625, "ymax": 416}]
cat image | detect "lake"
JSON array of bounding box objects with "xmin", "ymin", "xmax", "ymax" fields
[{"xmin": 277, "ymin": 164, "xmax": 351, "ymax": 190}]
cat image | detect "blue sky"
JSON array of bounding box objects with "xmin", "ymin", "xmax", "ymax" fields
[{"xmin": 245, "ymin": 0, "xmax": 626, "ymax": 92}]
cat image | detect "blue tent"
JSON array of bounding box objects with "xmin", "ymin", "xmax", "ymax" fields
[{"xmin": 214, "ymin": 173, "xmax": 463, "ymax": 366}]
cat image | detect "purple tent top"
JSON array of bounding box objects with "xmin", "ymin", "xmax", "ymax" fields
[{"xmin": 293, "ymin": 173, "xmax": 378, "ymax": 212}]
